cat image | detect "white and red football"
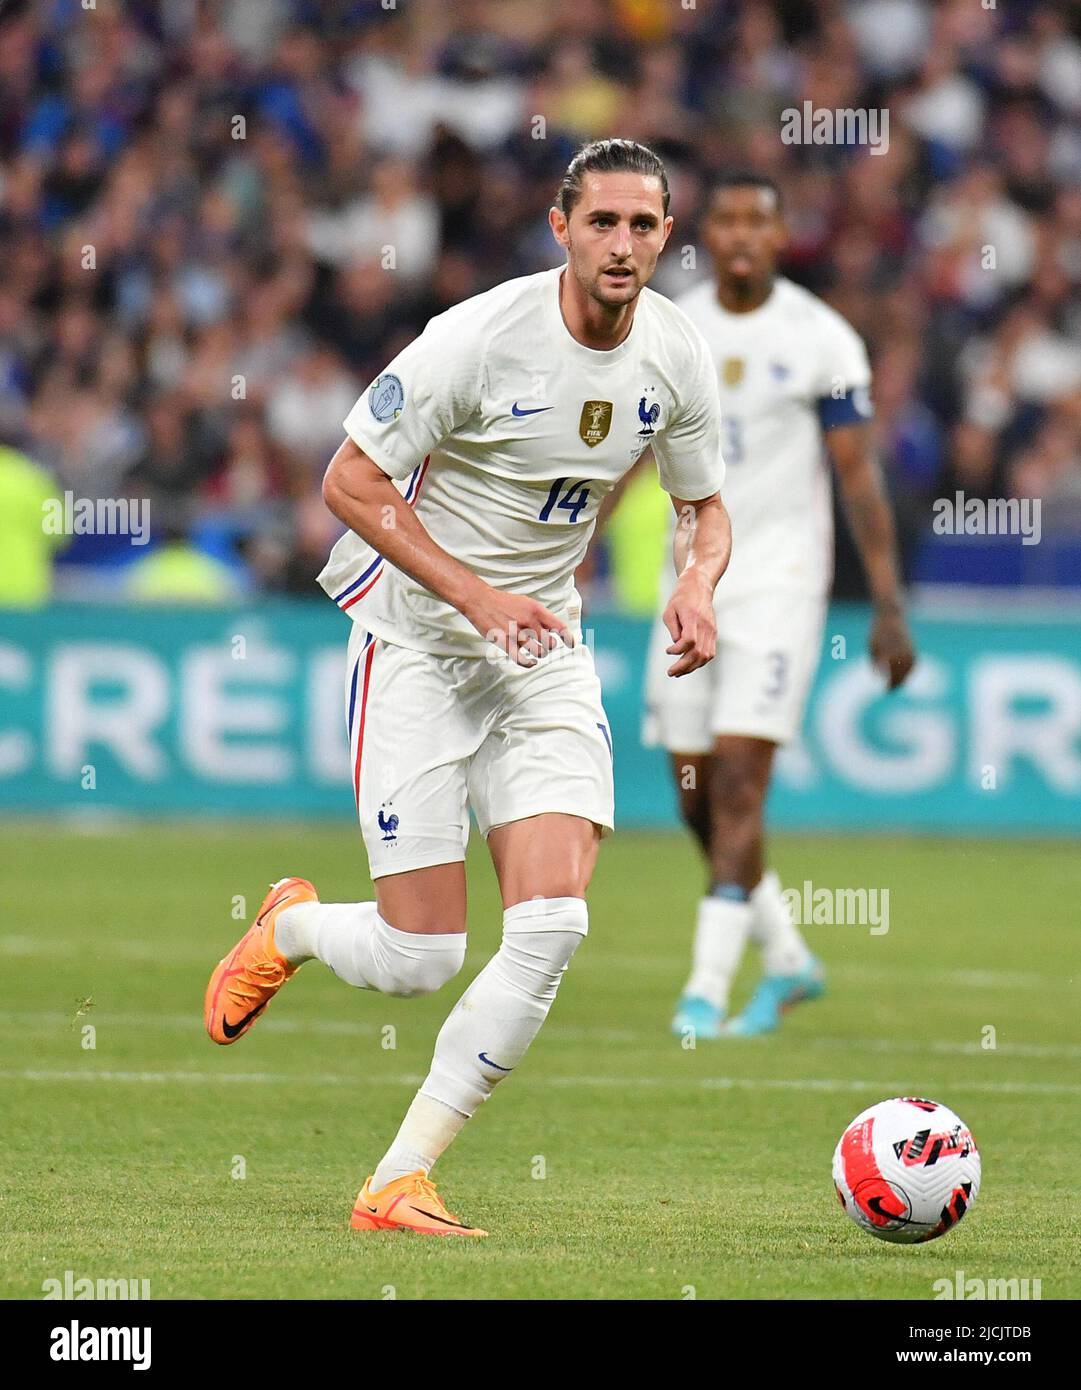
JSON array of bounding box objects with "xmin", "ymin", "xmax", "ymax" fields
[{"xmin": 832, "ymin": 1097, "xmax": 981, "ymax": 1244}]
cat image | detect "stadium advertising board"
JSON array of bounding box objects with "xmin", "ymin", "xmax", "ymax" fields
[{"xmin": 1, "ymin": 603, "xmax": 1078, "ymax": 832}]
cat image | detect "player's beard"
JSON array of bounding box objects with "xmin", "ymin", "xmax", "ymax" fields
[{"xmin": 568, "ymin": 241, "xmax": 647, "ymax": 309}]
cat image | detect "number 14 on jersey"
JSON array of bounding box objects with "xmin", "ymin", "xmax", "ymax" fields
[{"xmin": 539, "ymin": 478, "xmax": 592, "ymax": 523}]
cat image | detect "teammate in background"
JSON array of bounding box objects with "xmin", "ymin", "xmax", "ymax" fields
[
  {"xmin": 643, "ymin": 173, "xmax": 916, "ymax": 1039},
  {"xmin": 203, "ymin": 140, "xmax": 731, "ymax": 1235}
]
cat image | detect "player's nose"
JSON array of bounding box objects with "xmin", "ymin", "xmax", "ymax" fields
[{"xmin": 611, "ymin": 224, "xmax": 633, "ymax": 257}]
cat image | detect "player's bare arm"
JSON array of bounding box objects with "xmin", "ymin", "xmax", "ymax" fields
[
  {"xmin": 323, "ymin": 435, "xmax": 575, "ymax": 664},
  {"xmin": 663, "ymin": 492, "xmax": 731, "ymax": 677},
  {"xmin": 828, "ymin": 422, "xmax": 916, "ymax": 690}
]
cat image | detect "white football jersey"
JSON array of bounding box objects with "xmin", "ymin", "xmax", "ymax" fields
[
  {"xmin": 319, "ymin": 266, "xmax": 726, "ymax": 655},
  {"xmin": 673, "ymin": 275, "xmax": 872, "ymax": 600}
]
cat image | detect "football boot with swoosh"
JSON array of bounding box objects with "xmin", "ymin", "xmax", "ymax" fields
[
  {"xmin": 204, "ymin": 877, "xmax": 317, "ymax": 1045},
  {"xmin": 351, "ymin": 1171, "xmax": 488, "ymax": 1237}
]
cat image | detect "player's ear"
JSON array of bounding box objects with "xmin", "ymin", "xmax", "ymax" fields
[
  {"xmin": 659, "ymin": 214, "xmax": 674, "ymax": 251},
  {"xmin": 549, "ymin": 205, "xmax": 570, "ymax": 249}
]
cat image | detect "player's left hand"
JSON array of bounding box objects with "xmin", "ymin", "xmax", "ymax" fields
[
  {"xmin": 663, "ymin": 572, "xmax": 717, "ymax": 677},
  {"xmin": 870, "ymin": 604, "xmax": 916, "ymax": 690}
]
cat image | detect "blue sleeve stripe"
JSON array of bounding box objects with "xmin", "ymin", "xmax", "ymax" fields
[{"xmin": 817, "ymin": 389, "xmax": 872, "ymax": 430}]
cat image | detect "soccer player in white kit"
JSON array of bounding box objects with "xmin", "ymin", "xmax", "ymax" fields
[
  {"xmin": 641, "ymin": 174, "xmax": 916, "ymax": 1040},
  {"xmin": 203, "ymin": 140, "xmax": 731, "ymax": 1235}
]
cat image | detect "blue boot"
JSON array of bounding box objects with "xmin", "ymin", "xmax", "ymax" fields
[
  {"xmin": 725, "ymin": 960, "xmax": 826, "ymax": 1037},
  {"xmin": 671, "ymin": 995, "xmax": 726, "ymax": 1040}
]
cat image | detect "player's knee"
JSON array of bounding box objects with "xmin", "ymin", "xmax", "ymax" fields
[
  {"xmin": 676, "ymin": 784, "xmax": 712, "ymax": 845},
  {"xmin": 375, "ymin": 922, "xmax": 467, "ymax": 998},
  {"xmin": 499, "ymin": 927, "xmax": 584, "ymax": 998},
  {"xmin": 710, "ymin": 759, "xmax": 767, "ymax": 826},
  {"xmin": 500, "ymin": 898, "xmax": 589, "ymax": 1000}
]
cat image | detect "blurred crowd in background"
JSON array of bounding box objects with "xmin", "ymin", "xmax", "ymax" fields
[{"xmin": 1, "ymin": 0, "xmax": 1080, "ymax": 606}]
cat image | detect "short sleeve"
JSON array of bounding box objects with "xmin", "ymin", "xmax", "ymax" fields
[
  {"xmin": 342, "ymin": 310, "xmax": 484, "ymax": 480},
  {"xmin": 814, "ymin": 311, "xmax": 874, "ymax": 431},
  {"xmin": 652, "ymin": 329, "xmax": 726, "ymax": 500}
]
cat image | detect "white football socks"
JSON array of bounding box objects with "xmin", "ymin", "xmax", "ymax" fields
[
  {"xmin": 750, "ymin": 871, "xmax": 814, "ymax": 977},
  {"xmin": 275, "ymin": 901, "xmax": 465, "ymax": 997},
  {"xmin": 421, "ymin": 896, "xmax": 588, "ymax": 1112},
  {"xmin": 278, "ymin": 896, "xmax": 587, "ymax": 1189},
  {"xmin": 370, "ymin": 896, "xmax": 589, "ymax": 1188},
  {"xmin": 371, "ymin": 1093, "xmax": 468, "ymax": 1193},
  {"xmin": 682, "ymin": 893, "xmax": 753, "ymax": 1011}
]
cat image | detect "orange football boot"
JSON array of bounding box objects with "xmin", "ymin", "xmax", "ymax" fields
[
  {"xmin": 350, "ymin": 1171, "xmax": 488, "ymax": 1237},
  {"xmin": 204, "ymin": 877, "xmax": 317, "ymax": 1045}
]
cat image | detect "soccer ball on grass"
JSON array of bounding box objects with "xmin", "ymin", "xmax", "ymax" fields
[{"xmin": 832, "ymin": 1096, "xmax": 980, "ymax": 1244}]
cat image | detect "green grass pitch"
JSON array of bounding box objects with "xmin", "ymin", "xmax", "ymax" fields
[{"xmin": 2, "ymin": 823, "xmax": 1078, "ymax": 1300}]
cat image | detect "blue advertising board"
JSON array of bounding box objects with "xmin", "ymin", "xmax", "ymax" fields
[{"xmin": 1, "ymin": 602, "xmax": 1078, "ymax": 832}]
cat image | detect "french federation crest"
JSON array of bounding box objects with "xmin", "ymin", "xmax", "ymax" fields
[
  {"xmin": 579, "ymin": 400, "xmax": 613, "ymax": 448},
  {"xmin": 637, "ymin": 395, "xmax": 660, "ymax": 435},
  {"xmin": 722, "ymin": 357, "xmax": 745, "ymax": 387}
]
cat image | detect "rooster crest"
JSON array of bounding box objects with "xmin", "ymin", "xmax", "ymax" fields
[{"xmin": 638, "ymin": 397, "xmax": 661, "ymax": 433}]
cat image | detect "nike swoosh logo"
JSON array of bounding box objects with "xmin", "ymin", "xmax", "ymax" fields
[
  {"xmin": 867, "ymin": 1196, "xmax": 908, "ymax": 1221},
  {"xmin": 511, "ymin": 403, "xmax": 552, "ymax": 417},
  {"xmin": 221, "ymin": 1002, "xmax": 266, "ymax": 1039},
  {"xmin": 408, "ymin": 1205, "xmax": 468, "ymax": 1228},
  {"xmin": 478, "ymin": 1051, "xmax": 513, "ymax": 1072}
]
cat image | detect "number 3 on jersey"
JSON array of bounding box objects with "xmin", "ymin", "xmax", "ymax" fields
[{"xmin": 539, "ymin": 477, "xmax": 591, "ymax": 523}]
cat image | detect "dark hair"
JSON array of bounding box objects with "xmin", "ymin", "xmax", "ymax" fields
[
  {"xmin": 708, "ymin": 171, "xmax": 783, "ymax": 210},
  {"xmin": 557, "ymin": 139, "xmax": 670, "ymax": 216}
]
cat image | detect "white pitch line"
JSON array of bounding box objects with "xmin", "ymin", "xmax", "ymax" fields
[
  {"xmin": 548, "ymin": 1076, "xmax": 1081, "ymax": 1097},
  {"xmin": 0, "ymin": 936, "xmax": 215, "ymax": 965},
  {"xmin": 822, "ymin": 965, "xmax": 1064, "ymax": 990},
  {"xmin": 2, "ymin": 936, "xmax": 1073, "ymax": 994},
  {"xmin": 0, "ymin": 1011, "xmax": 1077, "ymax": 1057},
  {"xmin": 0, "ymin": 1010, "xmax": 637, "ymax": 1044},
  {"xmin": 584, "ymin": 958, "xmax": 1067, "ymax": 990},
  {"xmin": 3, "ymin": 1067, "xmax": 1080, "ymax": 1097},
  {"xmin": 804, "ymin": 1036, "xmax": 1081, "ymax": 1061},
  {"xmin": 0, "ymin": 1011, "xmax": 384, "ymax": 1038},
  {"xmin": 1, "ymin": 1068, "xmax": 421, "ymax": 1087}
]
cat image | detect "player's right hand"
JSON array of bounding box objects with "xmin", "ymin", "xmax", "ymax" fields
[
  {"xmin": 870, "ymin": 604, "xmax": 916, "ymax": 690},
  {"xmin": 464, "ymin": 585, "xmax": 577, "ymax": 666},
  {"xmin": 662, "ymin": 570, "xmax": 717, "ymax": 677}
]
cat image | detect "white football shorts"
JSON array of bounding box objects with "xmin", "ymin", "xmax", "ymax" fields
[
  {"xmin": 642, "ymin": 588, "xmax": 827, "ymax": 751},
  {"xmin": 344, "ymin": 623, "xmax": 615, "ymax": 878}
]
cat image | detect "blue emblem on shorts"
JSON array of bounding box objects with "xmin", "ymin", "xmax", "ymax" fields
[
  {"xmin": 770, "ymin": 361, "xmax": 791, "ymax": 382},
  {"xmin": 369, "ymin": 373, "xmax": 404, "ymax": 423},
  {"xmin": 377, "ymin": 809, "xmax": 399, "ymax": 842}
]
